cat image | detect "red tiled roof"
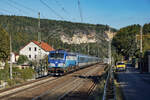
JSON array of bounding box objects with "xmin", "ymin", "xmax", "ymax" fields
[{"xmin": 32, "ymin": 41, "xmax": 54, "ymax": 52}]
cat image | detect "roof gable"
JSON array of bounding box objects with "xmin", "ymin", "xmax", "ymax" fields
[
  {"xmin": 20, "ymin": 41, "xmax": 54, "ymax": 52},
  {"xmin": 32, "ymin": 41, "xmax": 54, "ymax": 52}
]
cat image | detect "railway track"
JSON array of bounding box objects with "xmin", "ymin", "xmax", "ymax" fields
[
  {"xmin": 58, "ymin": 64, "xmax": 105, "ymax": 100},
  {"xmin": 0, "ymin": 63, "xmax": 106, "ymax": 100},
  {"xmin": 33, "ymin": 64, "xmax": 103, "ymax": 100},
  {"xmin": 0, "ymin": 77, "xmax": 58, "ymax": 99}
]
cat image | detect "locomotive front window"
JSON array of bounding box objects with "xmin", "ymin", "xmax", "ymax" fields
[{"xmin": 50, "ymin": 53, "xmax": 64, "ymax": 60}]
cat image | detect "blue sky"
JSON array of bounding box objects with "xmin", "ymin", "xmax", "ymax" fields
[{"xmin": 0, "ymin": 0, "xmax": 150, "ymax": 29}]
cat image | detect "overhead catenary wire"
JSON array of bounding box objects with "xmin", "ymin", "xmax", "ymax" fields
[
  {"xmin": 0, "ymin": 8, "xmax": 15, "ymax": 15},
  {"xmin": 54, "ymin": 0, "xmax": 69, "ymax": 15},
  {"xmin": 54, "ymin": 0, "xmax": 76, "ymax": 21},
  {"xmin": 0, "ymin": 12, "xmax": 4, "ymax": 15},
  {"xmin": 40, "ymin": 0, "xmax": 64, "ymax": 20},
  {"xmin": 8, "ymin": 0, "xmax": 37, "ymax": 13},
  {"xmin": 1, "ymin": 0, "xmax": 29, "ymax": 16},
  {"xmin": 7, "ymin": 0, "xmax": 46, "ymax": 19},
  {"xmin": 77, "ymin": 0, "xmax": 83, "ymax": 22}
]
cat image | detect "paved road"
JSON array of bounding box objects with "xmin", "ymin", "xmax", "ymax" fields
[{"xmin": 117, "ymin": 65, "xmax": 150, "ymax": 100}]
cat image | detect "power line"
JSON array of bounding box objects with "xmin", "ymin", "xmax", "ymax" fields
[
  {"xmin": 54, "ymin": 0, "xmax": 68, "ymax": 15},
  {"xmin": 5, "ymin": 0, "xmax": 46, "ymax": 19},
  {"xmin": 77, "ymin": 0, "xmax": 83, "ymax": 22},
  {"xmin": 0, "ymin": 12, "xmax": 4, "ymax": 15},
  {"xmin": 40, "ymin": 0, "xmax": 64, "ymax": 20},
  {"xmin": 54, "ymin": 0, "xmax": 76, "ymax": 21},
  {"xmin": 2, "ymin": 0, "xmax": 28, "ymax": 15},
  {"xmin": 8, "ymin": 0, "xmax": 37, "ymax": 13},
  {"xmin": 0, "ymin": 8, "xmax": 15, "ymax": 14}
]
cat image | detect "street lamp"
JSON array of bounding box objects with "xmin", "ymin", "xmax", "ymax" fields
[
  {"xmin": 140, "ymin": 26, "xmax": 143, "ymax": 73},
  {"xmin": 10, "ymin": 34, "xmax": 13, "ymax": 79}
]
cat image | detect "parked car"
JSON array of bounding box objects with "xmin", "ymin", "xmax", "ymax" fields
[{"xmin": 115, "ymin": 62, "xmax": 126, "ymax": 72}]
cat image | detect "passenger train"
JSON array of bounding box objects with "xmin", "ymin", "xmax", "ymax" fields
[{"xmin": 48, "ymin": 49, "xmax": 101, "ymax": 75}]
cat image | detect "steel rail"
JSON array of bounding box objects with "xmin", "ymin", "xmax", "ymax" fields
[
  {"xmin": 57, "ymin": 65, "xmax": 103, "ymax": 100},
  {"xmin": 32, "ymin": 65, "xmax": 101, "ymax": 100}
]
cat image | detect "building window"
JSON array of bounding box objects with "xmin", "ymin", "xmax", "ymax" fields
[
  {"xmin": 35, "ymin": 55, "xmax": 37, "ymax": 59},
  {"xmin": 35, "ymin": 47, "xmax": 37, "ymax": 51},
  {"xmin": 29, "ymin": 55, "xmax": 31, "ymax": 58},
  {"xmin": 29, "ymin": 47, "xmax": 31, "ymax": 51}
]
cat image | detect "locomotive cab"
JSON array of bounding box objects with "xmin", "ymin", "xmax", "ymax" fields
[{"xmin": 48, "ymin": 50, "xmax": 66, "ymax": 75}]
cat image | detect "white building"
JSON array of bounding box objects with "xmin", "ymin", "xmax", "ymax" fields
[
  {"xmin": 11, "ymin": 52, "xmax": 16, "ymax": 63},
  {"xmin": 0, "ymin": 61, "xmax": 5, "ymax": 69},
  {"xmin": 7, "ymin": 52, "xmax": 18, "ymax": 64},
  {"xmin": 19, "ymin": 41, "xmax": 54, "ymax": 61}
]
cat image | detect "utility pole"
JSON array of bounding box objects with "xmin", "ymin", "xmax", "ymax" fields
[
  {"xmin": 97, "ymin": 47, "xmax": 99, "ymax": 57},
  {"xmin": 88, "ymin": 43, "xmax": 89, "ymax": 55},
  {"xmin": 78, "ymin": 0, "xmax": 83, "ymax": 22},
  {"xmin": 38, "ymin": 12, "xmax": 41, "ymax": 43},
  {"xmin": 108, "ymin": 28, "xmax": 111, "ymax": 65},
  {"xmin": 140, "ymin": 26, "xmax": 143, "ymax": 73},
  {"xmin": 10, "ymin": 34, "xmax": 12, "ymax": 79},
  {"xmin": 140, "ymin": 26, "xmax": 143, "ymax": 53},
  {"xmin": 37, "ymin": 12, "xmax": 42, "ymax": 77}
]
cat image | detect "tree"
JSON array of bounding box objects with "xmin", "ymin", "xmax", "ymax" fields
[
  {"xmin": 141, "ymin": 23, "xmax": 150, "ymax": 53},
  {"xmin": 17, "ymin": 55, "xmax": 28, "ymax": 65},
  {"xmin": 112, "ymin": 24, "xmax": 141, "ymax": 59},
  {"xmin": 143, "ymin": 23, "xmax": 150, "ymax": 34},
  {"xmin": 20, "ymin": 68, "xmax": 35, "ymax": 81},
  {"xmin": 0, "ymin": 15, "xmax": 114, "ymax": 58},
  {"xmin": 0, "ymin": 26, "xmax": 10, "ymax": 61}
]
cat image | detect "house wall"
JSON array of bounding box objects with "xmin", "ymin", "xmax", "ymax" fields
[
  {"xmin": 19, "ymin": 42, "xmax": 49, "ymax": 61},
  {"xmin": 0, "ymin": 61, "xmax": 5, "ymax": 69},
  {"xmin": 11, "ymin": 52, "xmax": 16, "ymax": 63},
  {"xmin": 15, "ymin": 55, "xmax": 19, "ymax": 62}
]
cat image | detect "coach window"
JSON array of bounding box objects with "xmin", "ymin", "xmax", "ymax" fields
[
  {"xmin": 35, "ymin": 47, "xmax": 37, "ymax": 51},
  {"xmin": 29, "ymin": 47, "xmax": 31, "ymax": 51}
]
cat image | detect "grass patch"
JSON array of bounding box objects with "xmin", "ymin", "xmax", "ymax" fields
[
  {"xmin": 95, "ymin": 79, "xmax": 105, "ymax": 100},
  {"xmin": 114, "ymin": 73, "xmax": 125, "ymax": 100},
  {"xmin": 92, "ymin": 65, "xmax": 110, "ymax": 100},
  {"xmin": 94, "ymin": 72, "xmax": 108, "ymax": 100}
]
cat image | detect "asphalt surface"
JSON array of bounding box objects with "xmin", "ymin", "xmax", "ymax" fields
[{"xmin": 117, "ymin": 65, "xmax": 150, "ymax": 100}]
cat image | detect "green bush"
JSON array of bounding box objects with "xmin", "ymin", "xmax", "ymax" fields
[
  {"xmin": 7, "ymin": 79, "xmax": 16, "ymax": 86},
  {"xmin": 20, "ymin": 68, "xmax": 35, "ymax": 81},
  {"xmin": 17, "ymin": 55, "xmax": 28, "ymax": 65}
]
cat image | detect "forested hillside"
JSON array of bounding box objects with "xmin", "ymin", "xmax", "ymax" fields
[
  {"xmin": 112, "ymin": 23, "xmax": 150, "ymax": 61},
  {"xmin": 0, "ymin": 15, "xmax": 116, "ymax": 58}
]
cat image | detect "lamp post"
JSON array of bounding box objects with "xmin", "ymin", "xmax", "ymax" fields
[
  {"xmin": 135, "ymin": 26, "xmax": 150, "ymax": 72},
  {"xmin": 10, "ymin": 34, "xmax": 12, "ymax": 79},
  {"xmin": 140, "ymin": 26, "xmax": 143, "ymax": 73}
]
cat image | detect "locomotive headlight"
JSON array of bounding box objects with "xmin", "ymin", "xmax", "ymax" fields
[
  {"xmin": 49, "ymin": 63, "xmax": 55, "ymax": 67},
  {"xmin": 58, "ymin": 63, "xmax": 64, "ymax": 67}
]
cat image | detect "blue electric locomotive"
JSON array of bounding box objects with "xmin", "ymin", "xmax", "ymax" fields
[{"xmin": 48, "ymin": 49, "xmax": 100, "ymax": 75}]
